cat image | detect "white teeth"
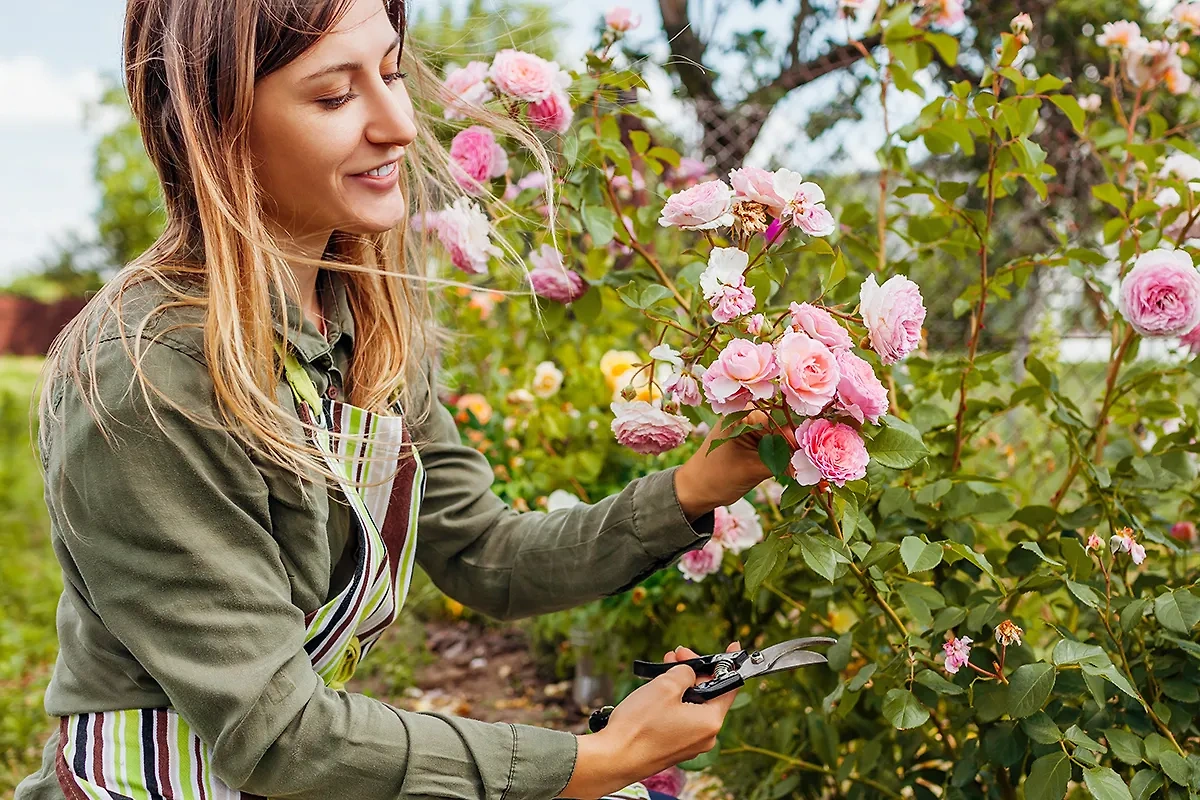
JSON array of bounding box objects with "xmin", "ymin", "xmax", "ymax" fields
[{"xmin": 362, "ymin": 162, "xmax": 396, "ymax": 177}]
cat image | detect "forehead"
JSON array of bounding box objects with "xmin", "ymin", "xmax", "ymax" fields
[{"xmin": 289, "ymin": 0, "xmax": 398, "ymax": 68}]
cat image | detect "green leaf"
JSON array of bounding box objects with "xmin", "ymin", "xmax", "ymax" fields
[
  {"xmin": 944, "ymin": 542, "xmax": 1002, "ymax": 585},
  {"xmin": 758, "ymin": 434, "xmax": 792, "ymax": 482},
  {"xmin": 1021, "ymin": 711, "xmax": 1062, "ymax": 744},
  {"xmin": 901, "ymin": 536, "xmax": 944, "ymax": 573},
  {"xmin": 1020, "ymin": 541, "xmax": 1064, "ymax": 567},
  {"xmin": 1103, "ymin": 729, "xmax": 1144, "ymax": 766},
  {"xmin": 582, "ymin": 204, "xmax": 616, "ymax": 246},
  {"xmin": 798, "ymin": 534, "xmax": 850, "ymax": 583},
  {"xmin": 1129, "ymin": 770, "xmax": 1162, "ymax": 800},
  {"xmin": 868, "ymin": 426, "xmax": 929, "ymax": 469},
  {"xmin": 1154, "ymin": 588, "xmax": 1200, "ymax": 635},
  {"xmin": 629, "ymin": 130, "xmax": 650, "ymax": 154},
  {"xmin": 1158, "ymin": 752, "xmax": 1192, "ymax": 786},
  {"xmin": 1008, "ymin": 663, "xmax": 1056, "ymax": 718},
  {"xmin": 743, "ymin": 534, "xmax": 791, "ymax": 597},
  {"xmin": 1092, "ymin": 183, "xmax": 1127, "ymax": 213},
  {"xmin": 823, "ymin": 249, "xmax": 848, "ymax": 294},
  {"xmin": 924, "ymin": 31, "xmax": 959, "ymax": 65},
  {"xmin": 639, "ymin": 284, "xmax": 672, "ymax": 309},
  {"xmin": 915, "ymin": 668, "xmax": 965, "ymax": 695},
  {"xmin": 1068, "ymin": 725, "xmax": 1108, "ymax": 754},
  {"xmin": 1025, "ymin": 752, "xmax": 1071, "ymax": 800},
  {"xmin": 882, "ymin": 689, "xmax": 929, "ymax": 730},
  {"xmin": 571, "ymin": 285, "xmax": 602, "ymax": 323},
  {"xmin": 1067, "ymin": 579, "xmax": 1103, "ymax": 609},
  {"xmin": 1082, "ymin": 767, "xmax": 1133, "ymax": 800}
]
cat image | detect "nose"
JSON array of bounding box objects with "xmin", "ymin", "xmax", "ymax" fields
[{"xmin": 365, "ymin": 80, "xmax": 418, "ymax": 148}]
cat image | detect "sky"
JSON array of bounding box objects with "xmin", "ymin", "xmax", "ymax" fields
[{"xmin": 0, "ymin": 0, "xmax": 886, "ymax": 283}]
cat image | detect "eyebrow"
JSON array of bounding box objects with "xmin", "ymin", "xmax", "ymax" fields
[{"xmin": 303, "ymin": 33, "xmax": 403, "ymax": 82}]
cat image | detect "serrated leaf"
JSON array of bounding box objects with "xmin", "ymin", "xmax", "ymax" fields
[
  {"xmin": 798, "ymin": 534, "xmax": 850, "ymax": 583},
  {"xmin": 868, "ymin": 426, "xmax": 929, "ymax": 469},
  {"xmin": 1103, "ymin": 729, "xmax": 1143, "ymax": 765},
  {"xmin": 1082, "ymin": 766, "xmax": 1133, "ymax": 800},
  {"xmin": 1092, "ymin": 183, "xmax": 1127, "ymax": 213},
  {"xmin": 882, "ymin": 689, "xmax": 929, "ymax": 730},
  {"xmin": 582, "ymin": 204, "xmax": 616, "ymax": 246},
  {"xmin": 1020, "ymin": 541, "xmax": 1064, "ymax": 567},
  {"xmin": 1021, "ymin": 712, "xmax": 1062, "ymax": 744},
  {"xmin": 743, "ymin": 534, "xmax": 791, "ymax": 597},
  {"xmin": 901, "ymin": 536, "xmax": 944, "ymax": 573},
  {"xmin": 1025, "ymin": 752, "xmax": 1071, "ymax": 800},
  {"xmin": 1154, "ymin": 588, "xmax": 1200, "ymax": 635},
  {"xmin": 1129, "ymin": 770, "xmax": 1162, "ymax": 800},
  {"xmin": 1158, "ymin": 752, "xmax": 1191, "ymax": 786},
  {"xmin": 915, "ymin": 668, "xmax": 965, "ymax": 695},
  {"xmin": 1067, "ymin": 579, "xmax": 1103, "ymax": 609},
  {"xmin": 758, "ymin": 434, "xmax": 792, "ymax": 482},
  {"xmin": 1008, "ymin": 663, "xmax": 1056, "ymax": 718}
]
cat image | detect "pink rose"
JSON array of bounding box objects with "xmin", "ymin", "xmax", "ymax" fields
[
  {"xmin": 489, "ymin": 49, "xmax": 564, "ymax": 102},
  {"xmin": 605, "ymin": 6, "xmax": 642, "ymax": 31},
  {"xmin": 642, "ymin": 767, "xmax": 686, "ymax": 797},
  {"xmin": 789, "ymin": 302, "xmax": 852, "ymax": 351},
  {"xmin": 449, "ymin": 126, "xmax": 508, "ymax": 194},
  {"xmin": 942, "ymin": 636, "xmax": 972, "ymax": 674},
  {"xmin": 442, "ymin": 61, "xmax": 493, "ymax": 120},
  {"xmin": 1180, "ymin": 321, "xmax": 1200, "ymax": 355},
  {"xmin": 517, "ymin": 171, "xmax": 548, "ymax": 191},
  {"xmin": 1085, "ymin": 533, "xmax": 1105, "ymax": 552},
  {"xmin": 795, "ymin": 205, "xmax": 836, "ymax": 237},
  {"xmin": 658, "ymin": 180, "xmax": 735, "ymax": 230},
  {"xmin": 1171, "ymin": 520, "xmax": 1197, "ymax": 545},
  {"xmin": 429, "ymin": 198, "xmax": 501, "ymax": 274},
  {"xmin": 729, "ymin": 167, "xmax": 786, "ymax": 216},
  {"xmin": 666, "ymin": 372, "xmax": 702, "ymax": 407},
  {"xmin": 711, "ymin": 498, "xmax": 764, "ymax": 554},
  {"xmin": 1096, "ymin": 20, "xmax": 1144, "ymax": 49},
  {"xmin": 700, "ymin": 247, "xmax": 756, "ymax": 322},
  {"xmin": 1118, "ymin": 249, "xmax": 1200, "ymax": 337},
  {"xmin": 527, "ymin": 244, "xmax": 587, "ymax": 303},
  {"xmin": 859, "ymin": 274, "xmax": 927, "ymax": 365},
  {"xmin": 836, "ymin": 350, "xmax": 889, "ymax": 425},
  {"xmin": 610, "ymin": 400, "xmax": 693, "ymax": 454},
  {"xmin": 776, "ymin": 331, "xmax": 840, "ymax": 416},
  {"xmin": 922, "ymin": 0, "xmax": 965, "ymax": 27},
  {"xmin": 773, "ymin": 169, "xmax": 835, "ymax": 237},
  {"xmin": 1174, "ymin": 2, "xmax": 1200, "ymax": 33},
  {"xmin": 702, "ymin": 339, "xmax": 779, "ymax": 414},
  {"xmin": 746, "ymin": 313, "xmax": 766, "ymax": 336},
  {"xmin": 528, "ymin": 89, "xmax": 573, "ymax": 134},
  {"xmin": 678, "ymin": 539, "xmax": 725, "ymax": 582},
  {"xmin": 666, "ymin": 157, "xmax": 713, "ymax": 189},
  {"xmin": 789, "ymin": 418, "xmax": 869, "ymax": 487}
]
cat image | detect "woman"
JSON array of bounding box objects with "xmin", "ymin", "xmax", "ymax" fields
[{"xmin": 16, "ymin": 0, "xmax": 775, "ymax": 798}]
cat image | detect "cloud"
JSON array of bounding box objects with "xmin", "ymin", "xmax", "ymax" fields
[{"xmin": 0, "ymin": 56, "xmax": 105, "ymax": 129}]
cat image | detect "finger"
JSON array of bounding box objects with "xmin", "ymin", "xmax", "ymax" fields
[
  {"xmin": 674, "ymin": 646, "xmax": 702, "ymax": 660},
  {"xmin": 725, "ymin": 641, "xmax": 742, "ymax": 653},
  {"xmin": 659, "ymin": 662, "xmax": 698, "ymax": 693},
  {"xmin": 663, "ymin": 650, "xmax": 677, "ymax": 663}
]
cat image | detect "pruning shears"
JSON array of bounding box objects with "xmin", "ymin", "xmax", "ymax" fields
[{"xmin": 587, "ymin": 636, "xmax": 838, "ymax": 732}]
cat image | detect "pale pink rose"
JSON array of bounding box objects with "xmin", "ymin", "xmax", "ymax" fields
[
  {"xmin": 667, "ymin": 157, "xmax": 713, "ymax": 189},
  {"xmin": 702, "ymin": 339, "xmax": 779, "ymax": 414},
  {"xmin": 1097, "ymin": 20, "xmax": 1144, "ymax": 49},
  {"xmin": 772, "ymin": 170, "xmax": 835, "ymax": 236},
  {"xmin": 1181, "ymin": 321, "xmax": 1200, "ymax": 354},
  {"xmin": 859, "ymin": 274, "xmax": 927, "ymax": 365},
  {"xmin": 449, "ymin": 126, "xmax": 508, "ymax": 194},
  {"xmin": 528, "ymin": 89, "xmax": 573, "ymax": 134},
  {"xmin": 942, "ymin": 636, "xmax": 972, "ymax": 674},
  {"xmin": 1079, "ymin": 93, "xmax": 1103, "ymax": 112},
  {"xmin": 922, "ymin": 0, "xmax": 965, "ymax": 27},
  {"xmin": 776, "ymin": 332, "xmax": 840, "ymax": 416},
  {"xmin": 527, "ymin": 244, "xmax": 587, "ymax": 303},
  {"xmin": 610, "ymin": 400, "xmax": 693, "ymax": 454},
  {"xmin": 1011, "ymin": 12, "xmax": 1033, "ymax": 35},
  {"xmin": 789, "ymin": 418, "xmax": 869, "ymax": 487},
  {"xmin": 1110, "ymin": 531, "xmax": 1148, "ymax": 564},
  {"xmin": 442, "ymin": 61, "xmax": 493, "ymax": 120},
  {"xmin": 517, "ymin": 171, "xmax": 548, "ymax": 191},
  {"xmin": 678, "ymin": 539, "xmax": 725, "ymax": 581},
  {"xmin": 700, "ymin": 247, "xmax": 755, "ymax": 322},
  {"xmin": 746, "ymin": 313, "xmax": 766, "ymax": 336},
  {"xmin": 1174, "ymin": 2, "xmax": 1200, "ymax": 33},
  {"xmin": 836, "ymin": 350, "xmax": 889, "ymax": 425},
  {"xmin": 1086, "ymin": 533, "xmax": 1105, "ymax": 552},
  {"xmin": 789, "ymin": 302, "xmax": 852, "ymax": 351},
  {"xmin": 1171, "ymin": 520, "xmax": 1197, "ymax": 545},
  {"xmin": 711, "ymin": 498, "xmax": 764, "ymax": 554},
  {"xmin": 754, "ymin": 478, "xmax": 785, "ymax": 507},
  {"xmin": 658, "ymin": 180, "xmax": 735, "ymax": 230},
  {"xmin": 729, "ymin": 167, "xmax": 786, "ymax": 216},
  {"xmin": 1165, "ymin": 64, "xmax": 1192, "ymax": 95},
  {"xmin": 430, "ymin": 198, "xmax": 501, "ymax": 274},
  {"xmin": 489, "ymin": 49, "xmax": 563, "ymax": 102},
  {"xmin": 642, "ymin": 767, "xmax": 686, "ymax": 797},
  {"xmin": 667, "ymin": 373, "xmax": 702, "ymax": 407},
  {"xmin": 1130, "ymin": 542, "xmax": 1147, "ymax": 564},
  {"xmin": 610, "ymin": 167, "xmax": 646, "ymax": 198},
  {"xmin": 1118, "ymin": 249, "xmax": 1200, "ymax": 337},
  {"xmin": 605, "ymin": 6, "xmax": 642, "ymax": 31},
  {"xmin": 1123, "ymin": 39, "xmax": 1180, "ymax": 89},
  {"xmin": 502, "ymin": 183, "xmax": 520, "ymax": 202}
]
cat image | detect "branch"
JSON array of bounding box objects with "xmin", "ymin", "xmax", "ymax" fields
[
  {"xmin": 747, "ymin": 35, "xmax": 882, "ymax": 106},
  {"xmin": 657, "ymin": 0, "xmax": 719, "ymax": 104}
]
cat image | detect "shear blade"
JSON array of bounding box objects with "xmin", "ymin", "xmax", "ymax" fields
[{"xmin": 742, "ymin": 637, "xmax": 836, "ymax": 679}]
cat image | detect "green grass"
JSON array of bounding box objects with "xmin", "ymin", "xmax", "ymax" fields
[{"xmin": 0, "ymin": 357, "xmax": 59, "ymax": 794}]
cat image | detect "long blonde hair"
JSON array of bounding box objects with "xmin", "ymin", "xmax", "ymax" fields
[{"xmin": 38, "ymin": 0, "xmax": 557, "ymax": 494}]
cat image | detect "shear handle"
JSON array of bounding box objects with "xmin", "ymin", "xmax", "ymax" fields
[
  {"xmin": 588, "ymin": 671, "xmax": 745, "ymax": 733},
  {"xmin": 633, "ymin": 649, "xmax": 749, "ymax": 680}
]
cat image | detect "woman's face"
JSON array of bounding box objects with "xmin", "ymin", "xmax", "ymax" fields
[{"xmin": 249, "ymin": 0, "xmax": 417, "ymax": 247}]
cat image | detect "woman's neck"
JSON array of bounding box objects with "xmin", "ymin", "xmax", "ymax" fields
[{"xmin": 272, "ymin": 226, "xmax": 334, "ymax": 332}]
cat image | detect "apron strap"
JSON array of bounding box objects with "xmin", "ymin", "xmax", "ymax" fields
[{"xmin": 273, "ymin": 340, "xmax": 323, "ymax": 413}]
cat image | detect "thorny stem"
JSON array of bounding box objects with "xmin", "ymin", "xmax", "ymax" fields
[
  {"xmin": 950, "ymin": 74, "xmax": 1001, "ymax": 471},
  {"xmin": 722, "ymin": 745, "xmax": 904, "ymax": 799},
  {"xmin": 820, "ymin": 492, "xmax": 908, "ymax": 637}
]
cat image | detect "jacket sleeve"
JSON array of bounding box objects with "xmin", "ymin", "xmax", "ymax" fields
[
  {"xmin": 411, "ymin": 358, "xmax": 715, "ymax": 621},
  {"xmin": 45, "ymin": 338, "xmax": 577, "ymax": 800}
]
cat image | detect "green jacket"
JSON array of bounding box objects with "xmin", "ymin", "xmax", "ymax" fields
[{"xmin": 15, "ymin": 272, "xmax": 714, "ymax": 800}]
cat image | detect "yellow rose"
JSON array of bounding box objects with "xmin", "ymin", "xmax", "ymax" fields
[
  {"xmin": 828, "ymin": 605, "xmax": 859, "ymax": 635},
  {"xmin": 599, "ymin": 349, "xmax": 641, "ymax": 392},
  {"xmin": 532, "ymin": 361, "xmax": 564, "ymax": 398}
]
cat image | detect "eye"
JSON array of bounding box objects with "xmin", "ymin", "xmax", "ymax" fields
[
  {"xmin": 384, "ymin": 70, "xmax": 408, "ymax": 84},
  {"xmin": 319, "ymin": 92, "xmax": 356, "ymax": 110}
]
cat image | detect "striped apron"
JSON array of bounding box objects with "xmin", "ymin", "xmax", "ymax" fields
[{"xmin": 55, "ymin": 348, "xmax": 426, "ymax": 799}]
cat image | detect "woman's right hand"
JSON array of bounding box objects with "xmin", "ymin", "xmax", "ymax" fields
[{"xmin": 559, "ymin": 642, "xmax": 742, "ymax": 800}]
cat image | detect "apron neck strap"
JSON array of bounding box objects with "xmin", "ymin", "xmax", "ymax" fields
[{"xmin": 273, "ymin": 340, "xmax": 323, "ymax": 413}]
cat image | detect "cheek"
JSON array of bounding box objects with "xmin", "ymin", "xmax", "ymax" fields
[{"xmin": 252, "ymin": 111, "xmax": 355, "ymax": 201}]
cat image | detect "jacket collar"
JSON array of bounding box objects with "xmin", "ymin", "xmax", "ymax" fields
[{"xmin": 272, "ymin": 269, "xmax": 355, "ymax": 364}]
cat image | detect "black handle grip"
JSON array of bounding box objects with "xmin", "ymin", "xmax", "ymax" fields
[
  {"xmin": 633, "ymin": 650, "xmax": 748, "ymax": 680},
  {"xmin": 587, "ymin": 672, "xmax": 745, "ymax": 733},
  {"xmin": 588, "ymin": 705, "xmax": 615, "ymax": 733}
]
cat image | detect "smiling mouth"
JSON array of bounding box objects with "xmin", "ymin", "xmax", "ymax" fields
[{"xmin": 353, "ymin": 161, "xmax": 397, "ymax": 177}]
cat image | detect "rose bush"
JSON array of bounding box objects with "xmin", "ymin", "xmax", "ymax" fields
[{"xmin": 425, "ymin": 4, "xmax": 1200, "ymax": 798}]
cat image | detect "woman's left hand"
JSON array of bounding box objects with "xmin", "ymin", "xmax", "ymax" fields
[{"xmin": 674, "ymin": 410, "xmax": 780, "ymax": 520}]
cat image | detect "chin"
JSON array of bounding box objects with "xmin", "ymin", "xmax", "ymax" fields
[{"xmin": 344, "ymin": 203, "xmax": 408, "ymax": 235}]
